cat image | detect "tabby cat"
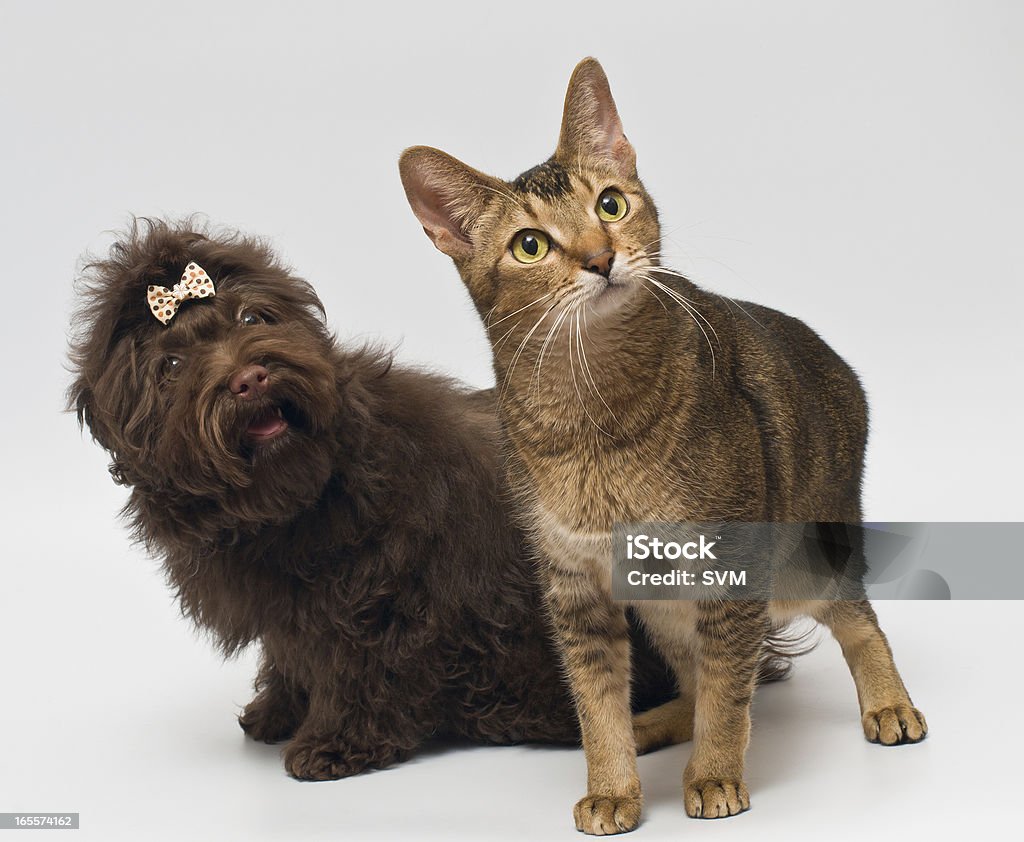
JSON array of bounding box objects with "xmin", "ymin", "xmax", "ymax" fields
[{"xmin": 399, "ymin": 58, "xmax": 926, "ymax": 834}]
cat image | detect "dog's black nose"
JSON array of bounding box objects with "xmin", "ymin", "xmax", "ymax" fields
[{"xmin": 229, "ymin": 365, "xmax": 269, "ymax": 399}]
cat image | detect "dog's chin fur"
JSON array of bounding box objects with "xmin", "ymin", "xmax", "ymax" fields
[
  {"xmin": 68, "ymin": 218, "xmax": 682, "ymax": 780},
  {"xmin": 127, "ymin": 344, "xmax": 350, "ymax": 540}
]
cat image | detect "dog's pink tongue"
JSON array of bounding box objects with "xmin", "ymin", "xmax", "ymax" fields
[{"xmin": 248, "ymin": 410, "xmax": 287, "ymax": 439}]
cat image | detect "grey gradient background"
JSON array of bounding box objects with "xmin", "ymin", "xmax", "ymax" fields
[{"xmin": 1, "ymin": 1, "xmax": 1022, "ymax": 840}]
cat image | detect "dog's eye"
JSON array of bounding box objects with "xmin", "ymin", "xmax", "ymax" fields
[
  {"xmin": 162, "ymin": 356, "xmax": 183, "ymax": 379},
  {"xmin": 240, "ymin": 311, "xmax": 265, "ymax": 326}
]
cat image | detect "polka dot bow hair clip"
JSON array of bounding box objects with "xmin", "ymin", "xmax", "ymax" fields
[{"xmin": 147, "ymin": 262, "xmax": 216, "ymax": 325}]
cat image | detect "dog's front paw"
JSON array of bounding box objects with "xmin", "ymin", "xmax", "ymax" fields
[
  {"xmin": 573, "ymin": 794, "xmax": 642, "ymax": 835},
  {"xmin": 683, "ymin": 778, "xmax": 749, "ymax": 819},
  {"xmin": 238, "ymin": 700, "xmax": 298, "ymax": 744},
  {"xmin": 284, "ymin": 740, "xmax": 363, "ymax": 781},
  {"xmin": 862, "ymin": 704, "xmax": 928, "ymax": 745}
]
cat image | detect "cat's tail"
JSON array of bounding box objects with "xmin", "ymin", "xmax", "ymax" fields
[{"xmin": 756, "ymin": 622, "xmax": 819, "ymax": 684}]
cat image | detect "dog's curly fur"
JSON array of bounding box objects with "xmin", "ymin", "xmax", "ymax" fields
[{"xmin": 67, "ymin": 218, "xmax": 678, "ymax": 780}]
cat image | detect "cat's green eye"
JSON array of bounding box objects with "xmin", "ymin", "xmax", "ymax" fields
[
  {"xmin": 511, "ymin": 230, "xmax": 550, "ymax": 264},
  {"xmin": 596, "ymin": 189, "xmax": 629, "ymax": 222}
]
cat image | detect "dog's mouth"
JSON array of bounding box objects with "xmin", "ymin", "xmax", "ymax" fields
[{"xmin": 245, "ymin": 404, "xmax": 290, "ymax": 443}]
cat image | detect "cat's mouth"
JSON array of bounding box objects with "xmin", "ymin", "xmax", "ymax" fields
[
  {"xmin": 598, "ymin": 277, "xmax": 632, "ymax": 293},
  {"xmin": 586, "ymin": 274, "xmax": 638, "ymax": 314}
]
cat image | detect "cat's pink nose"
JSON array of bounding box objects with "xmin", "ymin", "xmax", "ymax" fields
[
  {"xmin": 585, "ymin": 250, "xmax": 615, "ymax": 278},
  {"xmin": 229, "ymin": 365, "xmax": 269, "ymax": 399}
]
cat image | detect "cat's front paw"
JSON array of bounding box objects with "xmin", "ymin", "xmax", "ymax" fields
[
  {"xmin": 683, "ymin": 778, "xmax": 749, "ymax": 819},
  {"xmin": 862, "ymin": 704, "xmax": 928, "ymax": 745},
  {"xmin": 573, "ymin": 794, "xmax": 642, "ymax": 835},
  {"xmin": 284, "ymin": 740, "xmax": 364, "ymax": 781}
]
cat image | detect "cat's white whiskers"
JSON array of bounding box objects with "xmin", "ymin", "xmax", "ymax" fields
[
  {"xmin": 492, "ymin": 317, "xmax": 525, "ymax": 354},
  {"xmin": 532, "ymin": 308, "xmax": 569, "ymax": 395},
  {"xmin": 637, "ymin": 234, "xmax": 665, "ymax": 256},
  {"xmin": 645, "ymin": 275, "xmax": 717, "ymax": 359},
  {"xmin": 501, "ymin": 298, "xmax": 561, "ymax": 400},
  {"xmin": 621, "ymin": 252, "xmax": 724, "ymax": 355},
  {"xmin": 641, "ymin": 274, "xmax": 718, "ymax": 378},
  {"xmin": 576, "ymin": 308, "xmax": 619, "ymax": 422},
  {"xmin": 566, "ymin": 306, "xmax": 613, "ymax": 437},
  {"xmin": 633, "ymin": 221, "xmax": 706, "ymax": 262},
  {"xmin": 640, "ymin": 250, "xmax": 768, "ymax": 333},
  {"xmin": 633, "ymin": 261, "xmax": 717, "ymax": 334},
  {"xmin": 573, "ymin": 309, "xmax": 601, "ymax": 400},
  {"xmin": 647, "ymin": 268, "xmax": 721, "ymax": 345},
  {"xmin": 657, "ymin": 234, "xmax": 748, "ymax": 281},
  {"xmin": 640, "ymin": 220, "xmax": 714, "ymax": 254},
  {"xmin": 532, "ymin": 290, "xmax": 585, "ymax": 397},
  {"xmin": 624, "ymin": 257, "xmax": 658, "ymax": 279},
  {"xmin": 486, "ymin": 291, "xmax": 554, "ymax": 329},
  {"xmin": 638, "ymin": 250, "xmax": 692, "ymax": 269},
  {"xmin": 723, "ymin": 295, "xmax": 768, "ymax": 330},
  {"xmin": 639, "ymin": 282, "xmax": 669, "ymax": 312}
]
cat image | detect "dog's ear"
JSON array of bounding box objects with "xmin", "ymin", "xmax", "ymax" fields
[
  {"xmin": 70, "ymin": 375, "xmax": 130, "ymax": 486},
  {"xmin": 70, "ymin": 332, "xmax": 161, "ymax": 486},
  {"xmin": 69, "ymin": 343, "xmax": 113, "ymax": 452},
  {"xmin": 71, "ymin": 381, "xmax": 101, "ymax": 443},
  {"xmin": 399, "ymin": 146, "xmax": 501, "ymax": 262}
]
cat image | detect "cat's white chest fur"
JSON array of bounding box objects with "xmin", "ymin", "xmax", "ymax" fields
[{"xmin": 531, "ymin": 502, "xmax": 615, "ymax": 590}]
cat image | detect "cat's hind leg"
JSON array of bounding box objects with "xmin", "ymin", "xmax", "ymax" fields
[
  {"xmin": 633, "ymin": 695, "xmax": 695, "ymax": 754},
  {"xmin": 631, "ymin": 605, "xmax": 697, "ymax": 754}
]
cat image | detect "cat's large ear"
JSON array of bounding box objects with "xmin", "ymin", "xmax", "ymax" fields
[
  {"xmin": 399, "ymin": 146, "xmax": 500, "ymax": 261},
  {"xmin": 556, "ymin": 57, "xmax": 636, "ymax": 177}
]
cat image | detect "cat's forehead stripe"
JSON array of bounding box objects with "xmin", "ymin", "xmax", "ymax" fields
[{"xmin": 511, "ymin": 160, "xmax": 572, "ymax": 200}]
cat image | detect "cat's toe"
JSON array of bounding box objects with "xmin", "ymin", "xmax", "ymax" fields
[
  {"xmin": 863, "ymin": 704, "xmax": 928, "ymax": 745},
  {"xmin": 683, "ymin": 778, "xmax": 749, "ymax": 819},
  {"xmin": 573, "ymin": 794, "xmax": 642, "ymax": 835}
]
